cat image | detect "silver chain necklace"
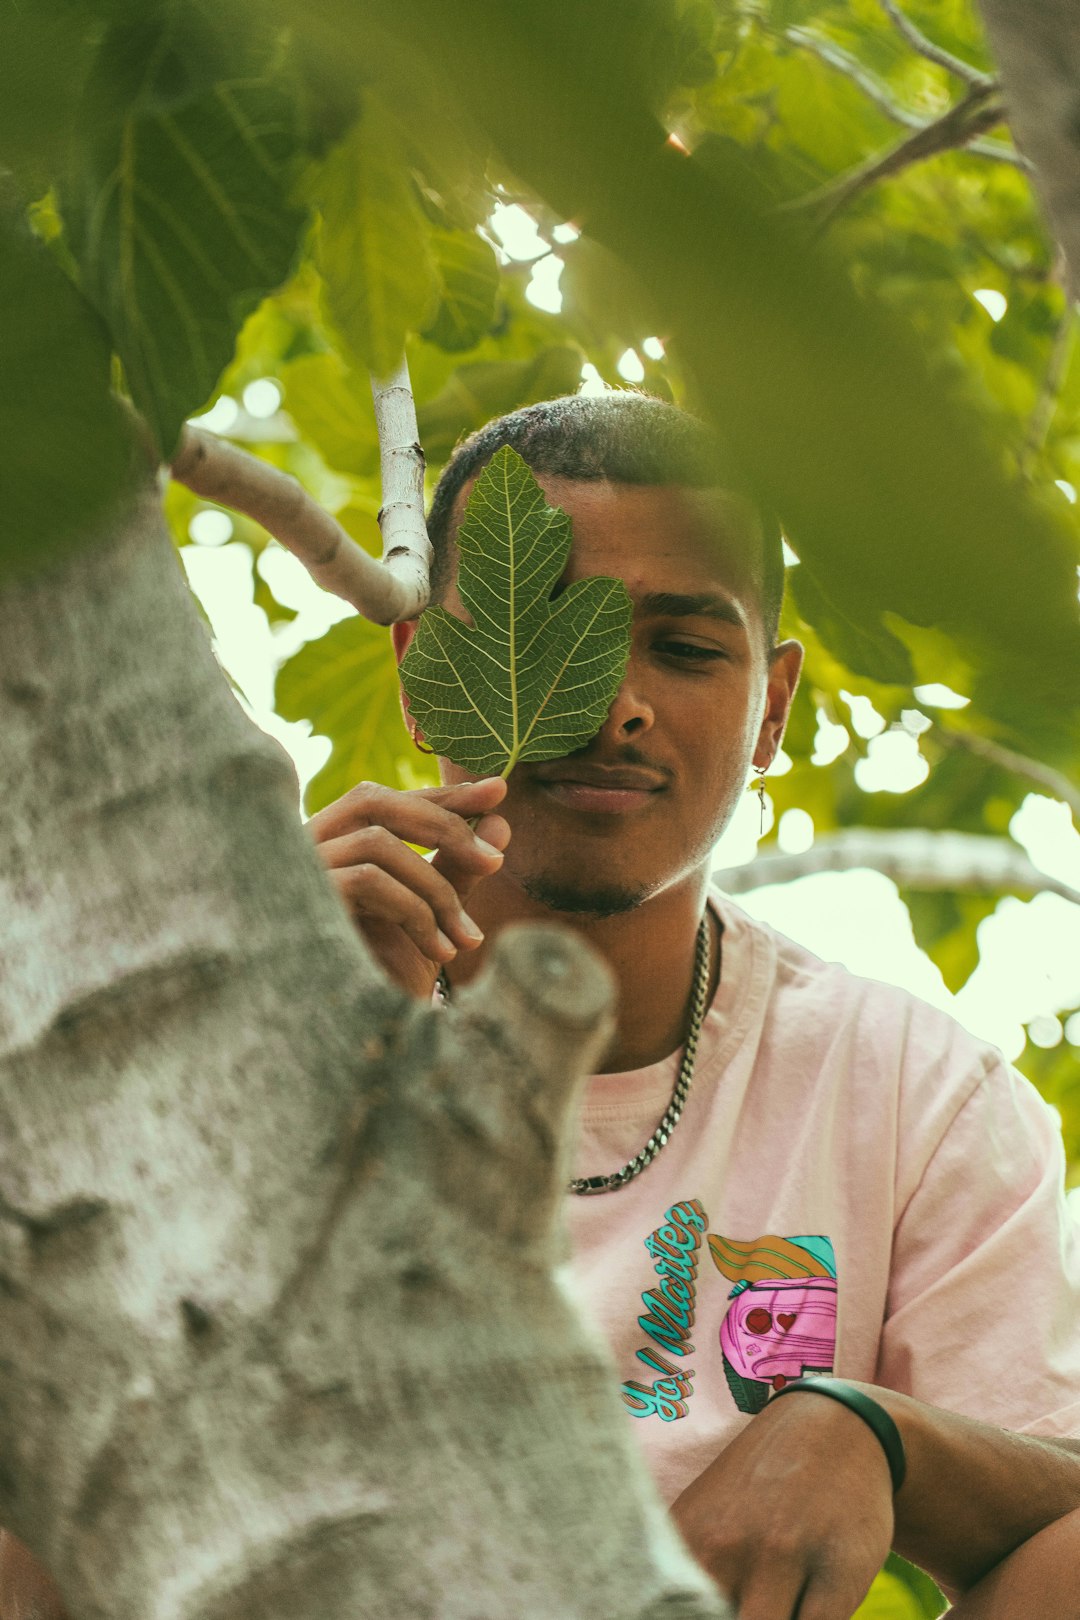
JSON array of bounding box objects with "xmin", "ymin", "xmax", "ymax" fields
[{"xmin": 434, "ymin": 913, "xmax": 713, "ymax": 1196}]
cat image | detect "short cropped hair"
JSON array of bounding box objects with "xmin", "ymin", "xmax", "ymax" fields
[{"xmin": 425, "ymin": 391, "xmax": 786, "ymax": 643}]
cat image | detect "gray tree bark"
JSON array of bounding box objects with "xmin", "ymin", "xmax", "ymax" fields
[
  {"xmin": 976, "ymin": 0, "xmax": 1080, "ymax": 298},
  {"xmin": 0, "ymin": 487, "xmax": 727, "ymax": 1619}
]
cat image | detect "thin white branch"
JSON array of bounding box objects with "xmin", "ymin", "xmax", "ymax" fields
[
  {"xmin": 170, "ymin": 409, "xmax": 431, "ymax": 625},
  {"xmin": 878, "ymin": 0, "xmax": 992, "ymax": 86},
  {"xmin": 370, "ymin": 355, "xmax": 432, "ymax": 612},
  {"xmin": 716, "ymin": 828, "xmax": 1080, "ymax": 906},
  {"xmin": 964, "ymin": 137, "xmax": 1030, "ymax": 170}
]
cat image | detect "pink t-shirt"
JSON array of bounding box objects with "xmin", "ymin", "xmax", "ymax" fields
[{"xmin": 565, "ymin": 891, "xmax": 1080, "ymax": 1507}]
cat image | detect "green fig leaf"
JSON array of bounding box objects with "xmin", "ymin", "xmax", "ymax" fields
[{"xmin": 399, "ymin": 445, "xmax": 632, "ymax": 777}]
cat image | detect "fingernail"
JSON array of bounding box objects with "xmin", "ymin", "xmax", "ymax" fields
[
  {"xmin": 474, "ymin": 837, "xmax": 502, "ymax": 859},
  {"xmin": 436, "ymin": 930, "xmax": 457, "ymax": 956},
  {"xmin": 459, "ymin": 913, "xmax": 484, "ymax": 942}
]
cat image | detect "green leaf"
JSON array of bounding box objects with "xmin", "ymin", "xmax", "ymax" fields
[
  {"xmin": 276, "ymin": 616, "xmax": 438, "ymax": 816},
  {"xmin": 560, "ymin": 236, "xmax": 661, "ymax": 349},
  {"xmin": 314, "ymin": 96, "xmax": 439, "ymax": 379},
  {"xmin": 252, "ymin": 556, "xmax": 299, "ymax": 626},
  {"xmin": 422, "ymin": 227, "xmax": 501, "ymax": 352},
  {"xmin": 399, "ymin": 446, "xmax": 633, "ymax": 778},
  {"xmin": 882, "ymin": 1553, "xmax": 948, "ymax": 1619},
  {"xmin": 279, "ymin": 351, "xmax": 379, "ymax": 478},
  {"xmin": 902, "ymin": 889, "xmax": 998, "ymax": 993},
  {"xmin": 851, "ymin": 1570, "xmax": 927, "ymax": 1620},
  {"xmin": 416, "ymin": 346, "xmax": 585, "ymax": 462},
  {"xmin": 64, "ymin": 11, "xmax": 307, "ymax": 456},
  {"xmin": 0, "ymin": 207, "xmax": 135, "ymax": 576},
  {"xmin": 791, "ymin": 565, "xmax": 915, "ymax": 687},
  {"xmin": 0, "ymin": 0, "xmax": 95, "ymax": 189}
]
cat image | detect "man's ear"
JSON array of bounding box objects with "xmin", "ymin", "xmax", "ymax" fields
[
  {"xmin": 392, "ymin": 619, "xmax": 419, "ymax": 732},
  {"xmin": 391, "ymin": 619, "xmax": 418, "ymax": 665},
  {"xmin": 753, "ymin": 638, "xmax": 803, "ymax": 770}
]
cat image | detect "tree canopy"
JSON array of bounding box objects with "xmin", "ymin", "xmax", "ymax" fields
[
  {"xmin": 2, "ymin": 10, "xmax": 1079, "ymax": 1606},
  {"xmin": 5, "ymin": 0, "xmax": 1078, "ymax": 1162}
]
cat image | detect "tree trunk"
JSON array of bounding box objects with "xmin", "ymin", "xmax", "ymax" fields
[
  {"xmin": 0, "ymin": 489, "xmax": 726, "ymax": 1619},
  {"xmin": 976, "ymin": 0, "xmax": 1080, "ymax": 297}
]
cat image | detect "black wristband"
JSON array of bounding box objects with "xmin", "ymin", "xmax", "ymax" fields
[{"xmin": 767, "ymin": 1377, "xmax": 907, "ymax": 1492}]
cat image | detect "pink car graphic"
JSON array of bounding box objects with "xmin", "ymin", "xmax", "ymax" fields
[{"xmin": 720, "ymin": 1277, "xmax": 837, "ymax": 1414}]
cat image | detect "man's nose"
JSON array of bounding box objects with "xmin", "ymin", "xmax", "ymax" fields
[{"xmin": 602, "ymin": 671, "xmax": 655, "ymax": 738}]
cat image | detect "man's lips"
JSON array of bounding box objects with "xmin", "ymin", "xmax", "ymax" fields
[{"xmin": 530, "ymin": 763, "xmax": 668, "ymax": 813}]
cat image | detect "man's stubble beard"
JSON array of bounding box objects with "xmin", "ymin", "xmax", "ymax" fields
[{"xmin": 520, "ymin": 872, "xmax": 652, "ymax": 919}]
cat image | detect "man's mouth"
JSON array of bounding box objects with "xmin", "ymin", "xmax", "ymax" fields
[{"xmin": 530, "ymin": 763, "xmax": 668, "ymax": 814}]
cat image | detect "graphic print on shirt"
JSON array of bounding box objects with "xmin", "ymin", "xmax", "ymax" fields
[
  {"xmin": 620, "ymin": 1199, "xmax": 707, "ymax": 1422},
  {"xmin": 708, "ymin": 1233, "xmax": 838, "ymax": 1415}
]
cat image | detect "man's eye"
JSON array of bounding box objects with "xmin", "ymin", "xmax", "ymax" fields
[{"xmin": 658, "ymin": 640, "xmax": 725, "ymax": 663}]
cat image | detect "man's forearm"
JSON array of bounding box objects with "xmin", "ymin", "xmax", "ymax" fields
[
  {"xmin": 848, "ymin": 1381, "xmax": 1080, "ymax": 1592},
  {"xmin": 950, "ymin": 1507, "xmax": 1080, "ymax": 1618}
]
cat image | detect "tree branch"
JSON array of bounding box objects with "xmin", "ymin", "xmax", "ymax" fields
[
  {"xmin": 878, "ymin": 0, "xmax": 993, "ymax": 86},
  {"xmin": 369, "ymin": 355, "xmax": 432, "ymax": 604},
  {"xmin": 787, "ymin": 81, "xmax": 1008, "ymax": 225},
  {"xmin": 171, "ymin": 357, "xmax": 433, "ymax": 626},
  {"xmin": 785, "ymin": 28, "xmax": 923, "ymax": 131},
  {"xmin": 784, "ymin": 27, "xmax": 1026, "ymax": 170},
  {"xmin": 934, "ymin": 725, "xmax": 1080, "ymax": 822},
  {"xmin": 716, "ymin": 828, "xmax": 1080, "ymax": 906}
]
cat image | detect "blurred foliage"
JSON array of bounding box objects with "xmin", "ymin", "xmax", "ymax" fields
[
  {"xmin": 0, "ymin": 203, "xmax": 135, "ymax": 568},
  {"xmin": 64, "ymin": 3, "xmax": 307, "ymax": 457},
  {"xmin": 2, "ymin": 1, "xmax": 1078, "ymax": 1601}
]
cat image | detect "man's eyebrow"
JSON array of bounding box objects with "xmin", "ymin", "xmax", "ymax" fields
[{"xmin": 637, "ymin": 591, "xmax": 747, "ymax": 630}]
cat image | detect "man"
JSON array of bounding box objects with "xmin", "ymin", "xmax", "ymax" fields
[
  {"xmin": 2, "ymin": 393, "xmax": 1077, "ymax": 1617},
  {"xmin": 307, "ymin": 393, "xmax": 1080, "ymax": 1618}
]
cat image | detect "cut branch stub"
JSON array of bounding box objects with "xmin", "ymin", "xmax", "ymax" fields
[{"xmin": 423, "ymin": 923, "xmax": 618, "ymax": 1247}]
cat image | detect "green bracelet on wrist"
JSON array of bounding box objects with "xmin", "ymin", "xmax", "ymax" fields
[{"xmin": 767, "ymin": 1376, "xmax": 907, "ymax": 1492}]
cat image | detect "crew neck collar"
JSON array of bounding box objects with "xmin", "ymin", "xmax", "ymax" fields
[{"xmin": 577, "ymin": 891, "xmax": 770, "ymax": 1119}]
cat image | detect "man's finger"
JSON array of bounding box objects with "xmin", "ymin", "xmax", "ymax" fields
[
  {"xmin": 795, "ymin": 1570, "xmax": 871, "ymax": 1620},
  {"xmin": 317, "ymin": 828, "xmax": 487, "ymax": 952},
  {"xmin": 307, "ymin": 776, "xmax": 506, "ymax": 853},
  {"xmin": 714, "ymin": 1551, "xmax": 805, "ymax": 1620},
  {"xmin": 326, "ymin": 862, "xmax": 461, "ymax": 963},
  {"xmin": 431, "ymin": 809, "xmax": 510, "ymax": 903}
]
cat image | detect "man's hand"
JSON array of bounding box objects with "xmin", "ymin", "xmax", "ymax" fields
[
  {"xmin": 671, "ymin": 1392, "xmax": 894, "ymax": 1620},
  {"xmin": 306, "ymin": 777, "xmax": 510, "ymax": 999},
  {"xmin": 0, "ymin": 1532, "xmax": 69, "ymax": 1620}
]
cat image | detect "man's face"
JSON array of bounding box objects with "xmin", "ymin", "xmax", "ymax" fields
[{"xmin": 409, "ymin": 476, "xmax": 801, "ymax": 918}]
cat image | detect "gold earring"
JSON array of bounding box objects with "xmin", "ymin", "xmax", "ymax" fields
[{"xmin": 752, "ymin": 765, "xmax": 767, "ymax": 836}]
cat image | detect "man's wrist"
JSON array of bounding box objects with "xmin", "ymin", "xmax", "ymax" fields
[{"xmin": 768, "ymin": 1377, "xmax": 907, "ymax": 1492}]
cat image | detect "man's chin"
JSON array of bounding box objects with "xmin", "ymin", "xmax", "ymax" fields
[{"xmin": 520, "ymin": 874, "xmax": 651, "ymax": 920}]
